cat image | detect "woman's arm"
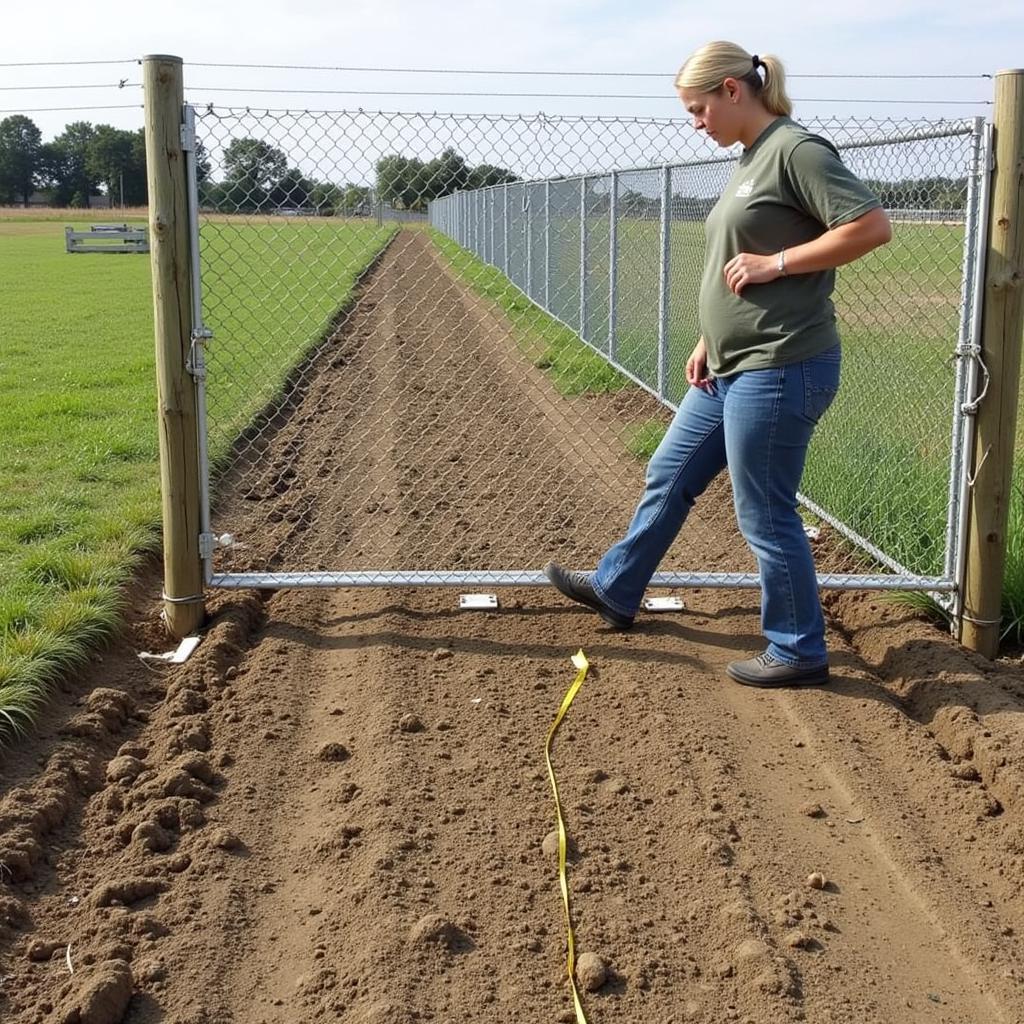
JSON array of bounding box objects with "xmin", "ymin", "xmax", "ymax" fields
[{"xmin": 723, "ymin": 206, "xmax": 892, "ymax": 296}]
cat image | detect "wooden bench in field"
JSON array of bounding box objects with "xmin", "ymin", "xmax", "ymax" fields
[{"xmin": 65, "ymin": 224, "xmax": 150, "ymax": 254}]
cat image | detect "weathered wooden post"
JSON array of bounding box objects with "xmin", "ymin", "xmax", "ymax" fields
[
  {"xmin": 960, "ymin": 69, "xmax": 1024, "ymax": 657},
  {"xmin": 143, "ymin": 55, "xmax": 205, "ymax": 638}
]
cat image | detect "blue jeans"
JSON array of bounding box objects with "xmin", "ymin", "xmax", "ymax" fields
[{"xmin": 592, "ymin": 346, "xmax": 841, "ymax": 667}]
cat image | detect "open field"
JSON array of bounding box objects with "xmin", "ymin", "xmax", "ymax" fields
[{"xmin": 2, "ymin": 230, "xmax": 1024, "ymax": 1024}]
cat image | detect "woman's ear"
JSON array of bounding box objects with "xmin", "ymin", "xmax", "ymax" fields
[{"xmin": 722, "ymin": 76, "xmax": 740, "ymax": 103}]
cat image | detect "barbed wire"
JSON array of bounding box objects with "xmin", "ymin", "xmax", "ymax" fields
[
  {"xmin": 184, "ymin": 61, "xmax": 992, "ymax": 80},
  {"xmin": 173, "ymin": 85, "xmax": 988, "ymax": 105},
  {"xmin": 0, "ymin": 104, "xmax": 142, "ymax": 114},
  {"xmin": 0, "ymin": 83, "xmax": 138, "ymax": 91},
  {"xmin": 0, "ymin": 59, "xmax": 136, "ymax": 68},
  {"xmin": 0, "ymin": 58, "xmax": 993, "ymax": 80}
]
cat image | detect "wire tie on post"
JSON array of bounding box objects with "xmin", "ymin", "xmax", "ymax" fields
[
  {"xmin": 966, "ymin": 444, "xmax": 992, "ymax": 488},
  {"xmin": 161, "ymin": 591, "xmax": 205, "ymax": 605},
  {"xmin": 959, "ymin": 611, "xmax": 1003, "ymax": 627}
]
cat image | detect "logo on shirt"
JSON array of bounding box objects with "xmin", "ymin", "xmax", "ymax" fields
[{"xmin": 735, "ymin": 178, "xmax": 756, "ymax": 198}]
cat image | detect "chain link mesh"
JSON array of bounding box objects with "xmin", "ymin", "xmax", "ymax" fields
[{"xmin": 191, "ymin": 106, "xmax": 985, "ymax": 589}]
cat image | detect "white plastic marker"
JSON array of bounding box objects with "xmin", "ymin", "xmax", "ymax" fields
[
  {"xmin": 137, "ymin": 635, "xmax": 201, "ymax": 666},
  {"xmin": 544, "ymin": 649, "xmax": 590, "ymax": 1024}
]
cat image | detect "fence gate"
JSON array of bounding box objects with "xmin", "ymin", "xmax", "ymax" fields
[{"xmin": 183, "ymin": 103, "xmax": 992, "ymax": 615}]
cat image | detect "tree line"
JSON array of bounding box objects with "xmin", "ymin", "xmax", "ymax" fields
[
  {"xmin": 199, "ymin": 142, "xmax": 519, "ymax": 214},
  {"xmin": 0, "ymin": 115, "xmax": 149, "ymax": 207},
  {"xmin": 0, "ymin": 114, "xmax": 967, "ymax": 215},
  {"xmin": 0, "ymin": 111, "xmax": 519, "ymax": 214}
]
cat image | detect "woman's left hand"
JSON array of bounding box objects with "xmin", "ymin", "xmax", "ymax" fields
[{"xmin": 723, "ymin": 252, "xmax": 780, "ymax": 295}]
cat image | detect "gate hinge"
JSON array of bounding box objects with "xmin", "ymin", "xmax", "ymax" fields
[
  {"xmin": 199, "ymin": 532, "xmax": 217, "ymax": 560},
  {"xmin": 186, "ymin": 328, "xmax": 212, "ymax": 381},
  {"xmin": 180, "ymin": 121, "xmax": 195, "ymax": 154}
]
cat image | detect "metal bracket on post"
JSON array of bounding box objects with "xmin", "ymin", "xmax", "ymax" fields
[
  {"xmin": 186, "ymin": 327, "xmax": 212, "ymax": 381},
  {"xmin": 179, "ymin": 120, "xmax": 195, "ymax": 154},
  {"xmin": 198, "ymin": 532, "xmax": 218, "ymax": 561}
]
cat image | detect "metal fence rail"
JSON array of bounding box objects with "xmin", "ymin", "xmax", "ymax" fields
[{"xmin": 185, "ymin": 105, "xmax": 989, "ymax": 602}]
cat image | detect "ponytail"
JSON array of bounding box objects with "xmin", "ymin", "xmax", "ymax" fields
[{"xmin": 675, "ymin": 41, "xmax": 793, "ymax": 118}]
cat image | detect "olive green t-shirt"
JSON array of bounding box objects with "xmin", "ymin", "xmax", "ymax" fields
[{"xmin": 699, "ymin": 116, "xmax": 881, "ymax": 377}]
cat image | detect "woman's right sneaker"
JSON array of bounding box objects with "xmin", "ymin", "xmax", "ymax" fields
[{"xmin": 542, "ymin": 562, "xmax": 634, "ymax": 630}]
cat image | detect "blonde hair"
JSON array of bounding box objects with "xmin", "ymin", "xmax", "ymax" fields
[{"xmin": 675, "ymin": 41, "xmax": 792, "ymax": 118}]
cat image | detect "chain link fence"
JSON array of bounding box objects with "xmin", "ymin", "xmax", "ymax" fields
[{"xmin": 187, "ymin": 106, "xmax": 989, "ymax": 598}]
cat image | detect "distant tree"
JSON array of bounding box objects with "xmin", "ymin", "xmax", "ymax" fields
[
  {"xmin": 377, "ymin": 149, "xmax": 517, "ymax": 212},
  {"xmin": 269, "ymin": 167, "xmax": 318, "ymax": 210},
  {"xmin": 86, "ymin": 124, "xmax": 148, "ymax": 207},
  {"xmin": 222, "ymin": 137, "xmax": 288, "ymax": 209},
  {"xmin": 420, "ymin": 148, "xmax": 470, "ymax": 202},
  {"xmin": 466, "ymin": 163, "xmax": 518, "ymax": 190},
  {"xmin": 42, "ymin": 121, "xmax": 98, "ymax": 206},
  {"xmin": 194, "ymin": 140, "xmax": 212, "ymax": 185},
  {"xmin": 0, "ymin": 115, "xmax": 43, "ymax": 205},
  {"xmin": 376, "ymin": 154, "xmax": 424, "ymax": 211},
  {"xmin": 340, "ymin": 183, "xmax": 372, "ymax": 212}
]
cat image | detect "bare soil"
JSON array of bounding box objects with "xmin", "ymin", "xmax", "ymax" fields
[{"xmin": 2, "ymin": 231, "xmax": 1024, "ymax": 1024}]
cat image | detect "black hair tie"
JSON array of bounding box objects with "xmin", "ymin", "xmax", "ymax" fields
[{"xmin": 752, "ymin": 54, "xmax": 761, "ymax": 69}]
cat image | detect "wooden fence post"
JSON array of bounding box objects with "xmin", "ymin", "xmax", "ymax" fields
[
  {"xmin": 143, "ymin": 55, "xmax": 205, "ymax": 638},
  {"xmin": 960, "ymin": 69, "xmax": 1024, "ymax": 657}
]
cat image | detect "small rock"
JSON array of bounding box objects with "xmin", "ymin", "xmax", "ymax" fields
[
  {"xmin": 106, "ymin": 756, "xmax": 144, "ymax": 784},
  {"xmin": 735, "ymin": 939, "xmax": 770, "ymax": 961},
  {"xmin": 318, "ymin": 743, "xmax": 350, "ymax": 763},
  {"xmin": 541, "ymin": 830, "xmax": 576, "ymax": 858},
  {"xmin": 576, "ymin": 951, "xmax": 607, "ymax": 991},
  {"xmin": 785, "ymin": 929, "xmax": 812, "ymax": 949},
  {"xmin": 432, "ymin": 648, "xmax": 453, "ymax": 661},
  {"xmin": 26, "ymin": 939, "xmax": 61, "ymax": 962},
  {"xmin": 409, "ymin": 914, "xmax": 472, "ymax": 952},
  {"xmin": 131, "ymin": 822, "xmax": 173, "ymax": 854},
  {"xmin": 799, "ymin": 802, "xmax": 825, "ymax": 819},
  {"xmin": 399, "ymin": 713, "xmax": 424, "ymax": 733},
  {"xmin": 212, "ymin": 829, "xmax": 242, "ymax": 851},
  {"xmin": 807, "ymin": 872, "xmax": 827, "ymax": 890}
]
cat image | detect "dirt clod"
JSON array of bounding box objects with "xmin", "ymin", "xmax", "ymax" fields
[{"xmin": 576, "ymin": 951, "xmax": 607, "ymax": 991}]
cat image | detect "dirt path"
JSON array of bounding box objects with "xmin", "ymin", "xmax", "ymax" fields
[{"xmin": 2, "ymin": 231, "xmax": 1023, "ymax": 1024}]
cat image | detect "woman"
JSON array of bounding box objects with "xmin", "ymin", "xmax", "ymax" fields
[{"xmin": 544, "ymin": 41, "xmax": 892, "ymax": 688}]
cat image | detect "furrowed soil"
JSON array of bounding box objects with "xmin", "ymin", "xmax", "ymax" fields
[{"xmin": 2, "ymin": 231, "xmax": 1024, "ymax": 1024}]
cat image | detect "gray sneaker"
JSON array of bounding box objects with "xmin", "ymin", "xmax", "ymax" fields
[
  {"xmin": 543, "ymin": 561, "xmax": 634, "ymax": 630},
  {"xmin": 727, "ymin": 651, "xmax": 829, "ymax": 688}
]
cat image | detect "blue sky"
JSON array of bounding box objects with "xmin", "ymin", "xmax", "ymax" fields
[{"xmin": 0, "ymin": 0, "xmax": 1019, "ymax": 143}]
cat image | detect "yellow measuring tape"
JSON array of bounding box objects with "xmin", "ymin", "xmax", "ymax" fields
[{"xmin": 544, "ymin": 648, "xmax": 591, "ymax": 1024}]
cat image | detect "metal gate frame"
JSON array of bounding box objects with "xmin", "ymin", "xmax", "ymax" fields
[{"xmin": 182, "ymin": 104, "xmax": 994, "ymax": 612}]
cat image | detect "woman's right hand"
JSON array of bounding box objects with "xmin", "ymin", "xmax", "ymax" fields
[{"xmin": 686, "ymin": 337, "xmax": 713, "ymax": 391}]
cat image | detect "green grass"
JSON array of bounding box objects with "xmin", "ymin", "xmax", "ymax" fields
[
  {"xmin": 430, "ymin": 229, "xmax": 628, "ymax": 395},
  {"xmin": 624, "ymin": 420, "xmax": 668, "ymax": 461},
  {"xmin": 0, "ymin": 215, "xmax": 394, "ymax": 743}
]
